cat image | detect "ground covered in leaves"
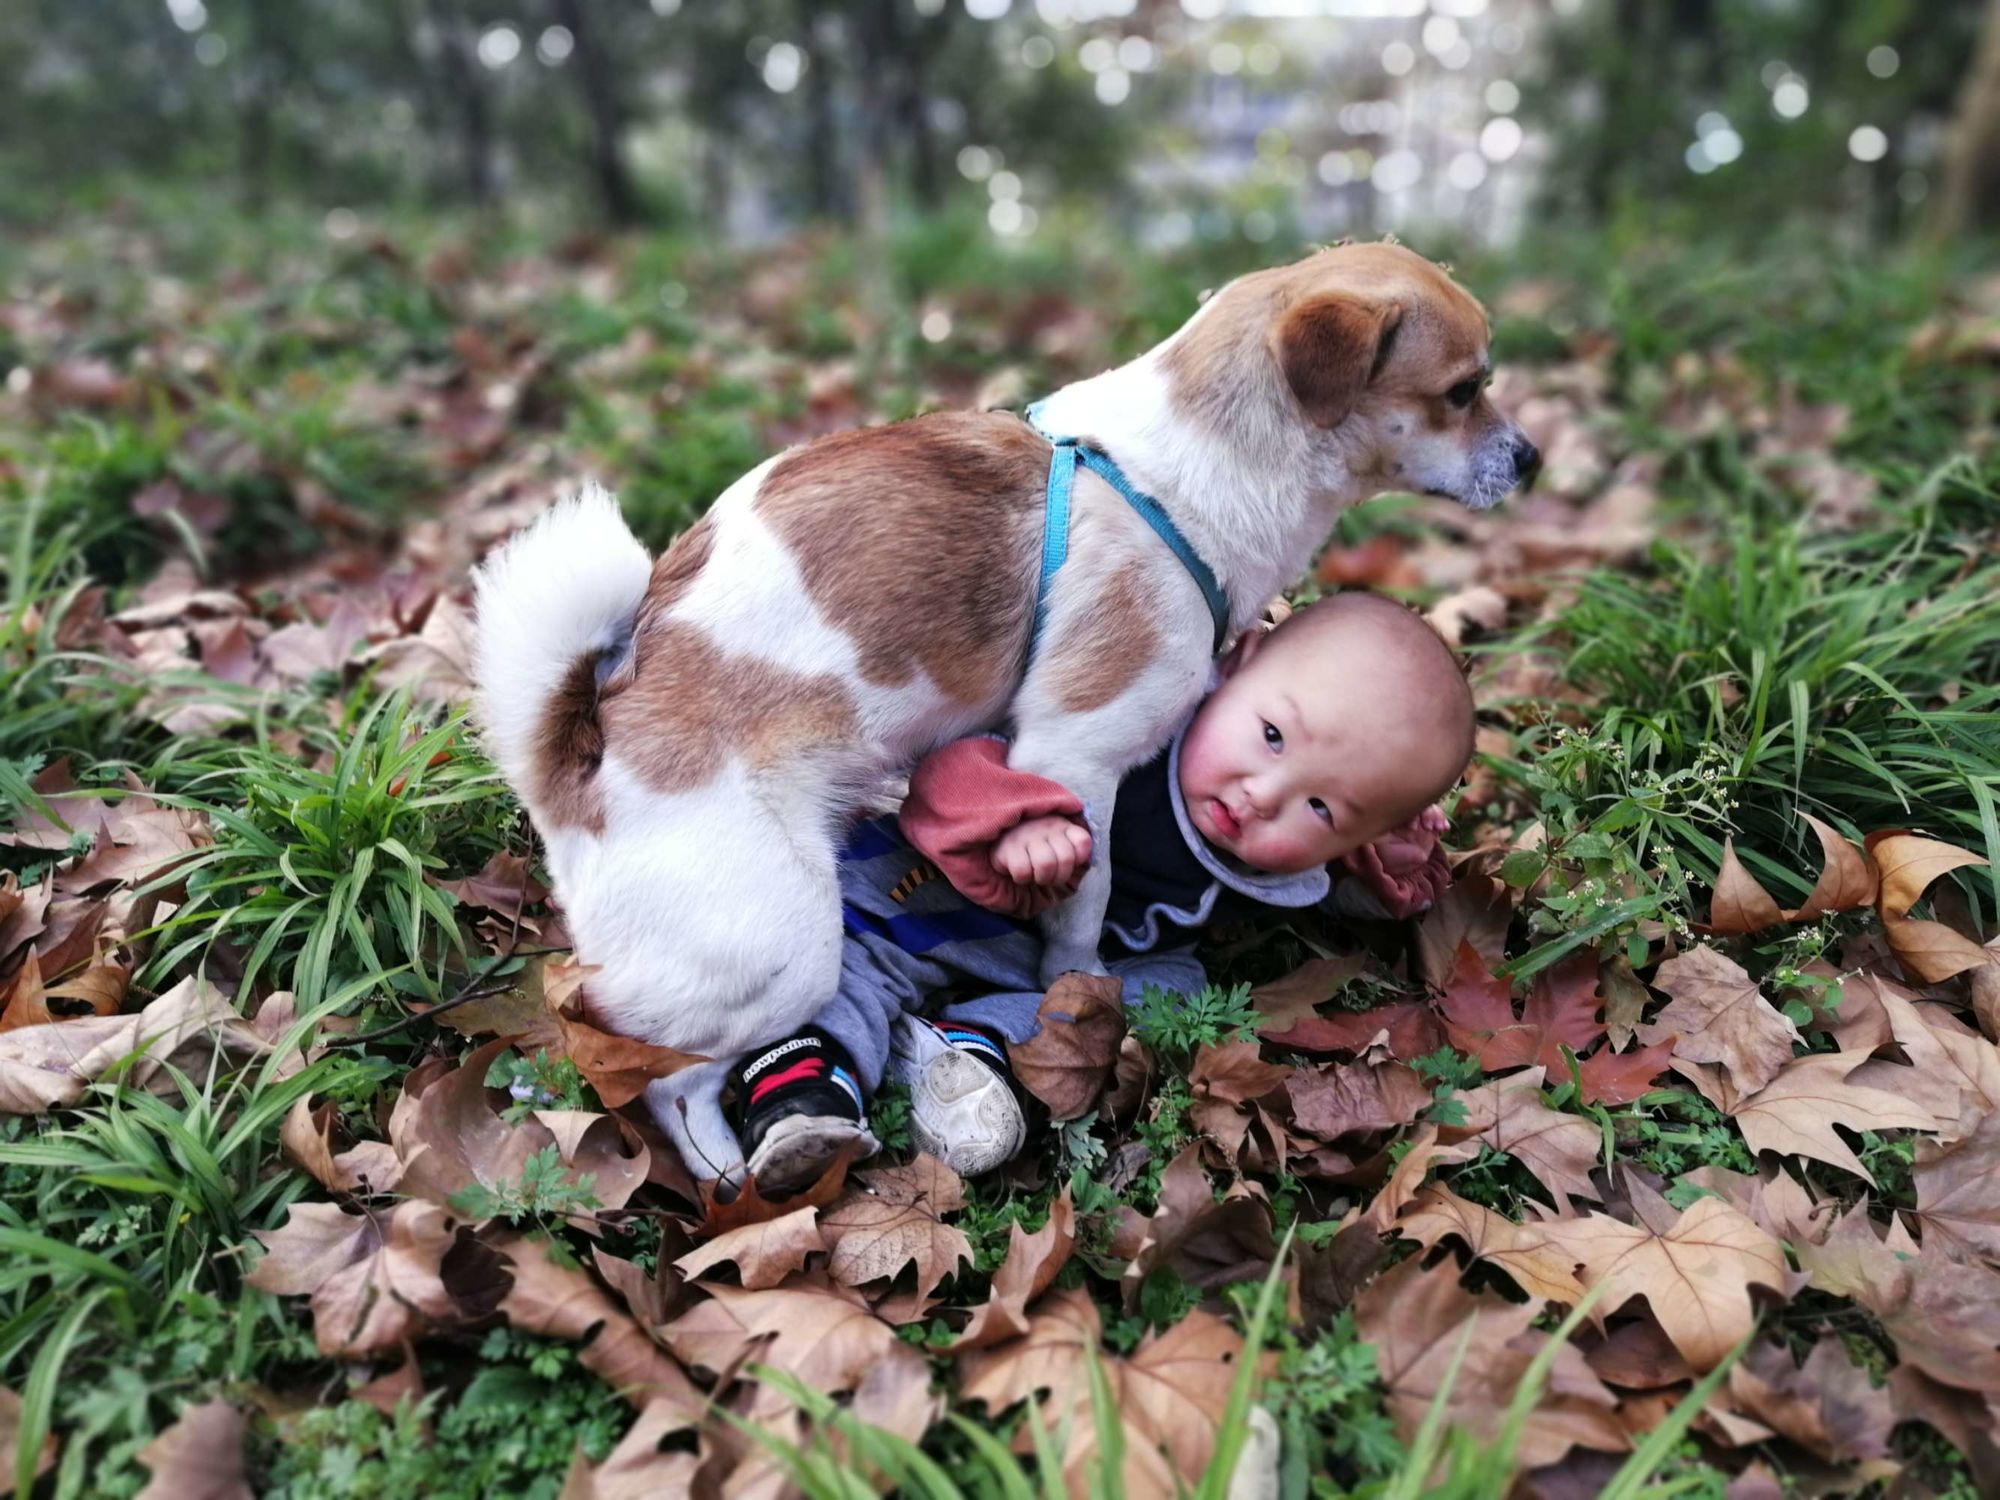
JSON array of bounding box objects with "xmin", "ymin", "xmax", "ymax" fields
[{"xmin": 2, "ymin": 204, "xmax": 1998, "ymax": 1497}]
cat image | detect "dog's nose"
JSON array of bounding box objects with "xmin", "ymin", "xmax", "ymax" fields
[{"xmin": 1511, "ymin": 433, "xmax": 1542, "ymax": 491}]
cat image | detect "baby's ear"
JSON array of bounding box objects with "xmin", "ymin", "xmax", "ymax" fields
[{"xmin": 1218, "ymin": 627, "xmax": 1264, "ymax": 677}]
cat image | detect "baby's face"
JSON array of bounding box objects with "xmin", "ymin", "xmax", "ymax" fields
[{"xmin": 1175, "ymin": 631, "xmax": 1436, "ymax": 874}]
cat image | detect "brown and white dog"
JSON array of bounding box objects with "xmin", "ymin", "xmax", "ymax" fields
[{"xmin": 472, "ymin": 241, "xmax": 1537, "ymax": 1181}]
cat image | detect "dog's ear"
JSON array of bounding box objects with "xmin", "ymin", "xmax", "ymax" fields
[{"xmin": 1272, "ymin": 293, "xmax": 1402, "ymax": 428}]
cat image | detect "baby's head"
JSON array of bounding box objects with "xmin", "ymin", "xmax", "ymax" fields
[{"xmin": 1176, "ymin": 593, "xmax": 1475, "ymax": 874}]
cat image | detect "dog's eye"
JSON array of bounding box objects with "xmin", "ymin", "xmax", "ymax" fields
[
  {"xmin": 1446, "ymin": 377, "xmax": 1483, "ymax": 409},
  {"xmin": 1263, "ymin": 722, "xmax": 1283, "ymax": 751}
]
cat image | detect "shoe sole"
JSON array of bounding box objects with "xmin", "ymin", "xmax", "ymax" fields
[
  {"xmin": 746, "ymin": 1114, "xmax": 879, "ymax": 1196},
  {"xmin": 905, "ymin": 1051, "xmax": 1025, "ymax": 1179}
]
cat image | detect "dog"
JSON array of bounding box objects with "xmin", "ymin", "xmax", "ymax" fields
[{"xmin": 472, "ymin": 240, "xmax": 1537, "ymax": 1182}]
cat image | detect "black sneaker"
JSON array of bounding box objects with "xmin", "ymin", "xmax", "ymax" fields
[{"xmin": 734, "ymin": 1029, "xmax": 879, "ymax": 1194}]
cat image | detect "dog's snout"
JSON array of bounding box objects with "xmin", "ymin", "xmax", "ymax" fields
[{"xmin": 1510, "ymin": 432, "xmax": 1542, "ymax": 491}]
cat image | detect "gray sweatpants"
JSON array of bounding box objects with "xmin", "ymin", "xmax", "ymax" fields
[{"xmin": 812, "ymin": 815, "xmax": 1206, "ymax": 1092}]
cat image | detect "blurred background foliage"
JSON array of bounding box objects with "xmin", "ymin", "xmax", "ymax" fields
[{"xmin": 3, "ymin": 0, "xmax": 1996, "ymax": 254}]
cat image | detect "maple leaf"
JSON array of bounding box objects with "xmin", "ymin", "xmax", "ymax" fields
[
  {"xmin": 535, "ymin": 958, "xmax": 707, "ymax": 1109},
  {"xmin": 1534, "ymin": 1196, "xmax": 1787, "ymax": 1370},
  {"xmin": 1575, "ymin": 1037, "xmax": 1674, "ymax": 1105},
  {"xmin": 1118, "ymin": 1147, "xmax": 1276, "ymax": 1307},
  {"xmin": 1913, "ymin": 1108, "xmax": 2000, "ymax": 1263},
  {"xmin": 1248, "ymin": 953, "xmax": 1370, "ymax": 1033},
  {"xmin": 1726, "ymin": 1338, "xmax": 1897, "ymax": 1465},
  {"xmin": 1847, "ymin": 974, "xmax": 2000, "ymax": 1140},
  {"xmin": 663, "ymin": 1276, "xmax": 903, "ymax": 1420},
  {"xmin": 1359, "ymin": 1123, "xmax": 1479, "ymax": 1232},
  {"xmin": 134, "ymin": 1398, "xmax": 252, "ymax": 1500},
  {"xmin": 956, "ymin": 1190, "xmax": 1076, "ymax": 1350},
  {"xmin": 493, "ymin": 1235, "xmax": 705, "ymax": 1412},
  {"xmin": 695, "ymin": 1136, "xmax": 861, "ymax": 1234},
  {"xmin": 1706, "ymin": 837, "xmax": 1785, "ymax": 934},
  {"xmin": 1259, "ymin": 1001, "xmax": 1441, "ymax": 1061},
  {"xmin": 1415, "ymin": 869, "xmax": 1513, "ymax": 988},
  {"xmin": 1009, "ymin": 972, "xmax": 1126, "ymax": 1120},
  {"xmin": 1437, "ymin": 942, "xmax": 1604, "ymax": 1075},
  {"xmin": 1393, "ymin": 1184, "xmax": 1588, "ymax": 1305},
  {"xmin": 246, "ymin": 1200, "xmax": 461, "ymax": 1357},
  {"xmin": 1728, "ymin": 1049, "xmax": 1936, "ymax": 1186},
  {"xmin": 430, "ymin": 849, "xmax": 549, "ymax": 917},
  {"xmin": 280, "ymin": 1096, "xmax": 402, "ymax": 1195},
  {"xmin": 1638, "ymin": 945, "xmax": 1801, "ymax": 1095},
  {"xmin": 674, "ymin": 1205, "xmax": 826, "ymax": 1290},
  {"xmin": 819, "ymin": 1154, "xmax": 973, "ymax": 1321},
  {"xmin": 1867, "ymin": 830, "xmax": 1992, "ymax": 984},
  {"xmin": 559, "ymin": 1399, "xmax": 710, "ymax": 1499},
  {"xmin": 1791, "ymin": 813, "xmax": 1877, "ymax": 920},
  {"xmin": 1796, "ymin": 1216, "xmax": 2000, "ymax": 1395},
  {"xmin": 1455, "ymin": 1068, "xmax": 1603, "ymax": 1212},
  {"xmin": 1286, "ymin": 1058, "xmax": 1432, "ymax": 1142},
  {"xmin": 1352, "ymin": 1256, "xmax": 1627, "ymax": 1472}
]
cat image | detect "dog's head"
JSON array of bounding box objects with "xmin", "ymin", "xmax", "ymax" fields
[{"xmin": 1181, "ymin": 242, "xmax": 1537, "ymax": 511}]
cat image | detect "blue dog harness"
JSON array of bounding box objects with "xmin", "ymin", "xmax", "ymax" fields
[{"xmin": 1024, "ymin": 400, "xmax": 1231, "ymax": 658}]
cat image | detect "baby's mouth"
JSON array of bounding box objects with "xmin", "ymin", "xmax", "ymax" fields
[{"xmin": 1209, "ymin": 800, "xmax": 1243, "ymax": 840}]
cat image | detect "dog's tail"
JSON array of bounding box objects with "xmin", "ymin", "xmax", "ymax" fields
[{"xmin": 470, "ymin": 482, "xmax": 652, "ymax": 821}]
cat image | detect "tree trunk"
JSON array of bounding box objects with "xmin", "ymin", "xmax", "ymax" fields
[
  {"xmin": 552, "ymin": 0, "xmax": 640, "ymax": 225},
  {"xmin": 427, "ymin": 0, "xmax": 495, "ymax": 205},
  {"xmin": 1936, "ymin": 0, "xmax": 2000, "ymax": 237}
]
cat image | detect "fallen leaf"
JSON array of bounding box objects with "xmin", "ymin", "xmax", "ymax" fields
[
  {"xmin": 1867, "ymin": 831, "xmax": 1993, "ymax": 983},
  {"xmin": 1416, "ymin": 871, "xmax": 1513, "ymax": 986},
  {"xmin": 664, "ymin": 1276, "xmax": 901, "ymax": 1420},
  {"xmin": 1249, "ymin": 954, "xmax": 1370, "ymax": 1032},
  {"xmin": 1639, "ymin": 946, "xmax": 1801, "ymax": 1095},
  {"xmin": 695, "ymin": 1137, "xmax": 861, "ymax": 1235},
  {"xmin": 1118, "ymin": 1146, "xmax": 1276, "ymax": 1307},
  {"xmin": 495, "ymin": 1235, "xmax": 705, "ymax": 1412},
  {"xmin": 1575, "ymin": 1038, "xmax": 1675, "ymax": 1105},
  {"xmin": 1706, "ymin": 838, "xmax": 1784, "ymax": 934},
  {"xmin": 1727, "ymin": 1337, "xmax": 1895, "ymax": 1464},
  {"xmin": 1729, "ymin": 1050, "xmax": 1936, "ymax": 1185},
  {"xmin": 281, "ymin": 1096, "xmax": 403, "ymax": 1194},
  {"xmin": 538, "ymin": 958, "xmax": 706, "ymax": 1108},
  {"xmin": 1790, "ymin": 814, "xmax": 1876, "ymax": 920},
  {"xmin": 1913, "ymin": 1108, "xmax": 2000, "ymax": 1263},
  {"xmin": 135, "ymin": 1398, "xmax": 252, "ymax": 1500},
  {"xmin": 432, "ymin": 850, "xmax": 548, "ymax": 917},
  {"xmin": 1456, "ymin": 1068, "xmax": 1603, "ymax": 1212},
  {"xmin": 1393, "ymin": 1184, "xmax": 1589, "ymax": 1304},
  {"xmin": 1536, "ymin": 1197, "xmax": 1787, "ymax": 1369},
  {"xmin": 1009, "ymin": 972, "xmax": 1126, "ymax": 1120},
  {"xmin": 956, "ymin": 1190, "xmax": 1076, "ymax": 1350},
  {"xmin": 1353, "ymin": 1256, "xmax": 1627, "ymax": 1472},
  {"xmin": 1261, "ymin": 1001, "xmax": 1441, "ymax": 1060},
  {"xmin": 247, "ymin": 1200, "xmax": 460, "ymax": 1357},
  {"xmin": 820, "ymin": 1154, "xmax": 972, "ymax": 1321},
  {"xmin": 1287, "ymin": 1060, "xmax": 1432, "ymax": 1141},
  {"xmin": 675, "ymin": 1205, "xmax": 826, "ymax": 1290}
]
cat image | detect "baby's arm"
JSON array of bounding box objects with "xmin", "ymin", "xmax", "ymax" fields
[
  {"xmin": 900, "ymin": 738, "xmax": 1091, "ymax": 918},
  {"xmin": 1333, "ymin": 805, "xmax": 1452, "ymax": 919}
]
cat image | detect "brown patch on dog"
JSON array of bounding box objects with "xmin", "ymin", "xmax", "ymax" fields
[
  {"xmin": 531, "ymin": 654, "xmax": 610, "ymax": 834},
  {"xmin": 603, "ymin": 622, "xmax": 859, "ymax": 795},
  {"xmin": 755, "ymin": 411, "xmax": 1046, "ymax": 706},
  {"xmin": 1049, "ymin": 560, "xmax": 1160, "ymax": 713},
  {"xmin": 644, "ymin": 511, "xmax": 716, "ymax": 622},
  {"xmin": 1161, "ymin": 241, "xmax": 1490, "ymax": 435}
]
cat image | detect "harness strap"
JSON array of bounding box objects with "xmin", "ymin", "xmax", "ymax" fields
[{"xmin": 1026, "ymin": 401, "xmax": 1231, "ymax": 659}]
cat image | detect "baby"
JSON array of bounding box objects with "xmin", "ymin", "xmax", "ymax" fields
[{"xmin": 725, "ymin": 592, "xmax": 1476, "ymax": 1191}]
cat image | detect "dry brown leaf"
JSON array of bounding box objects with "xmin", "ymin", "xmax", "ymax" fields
[
  {"xmin": 1790, "ymin": 814, "xmax": 1877, "ymax": 920},
  {"xmin": 1456, "ymin": 1068, "xmax": 1603, "ymax": 1212},
  {"xmin": 955, "ymin": 1190, "xmax": 1075, "ymax": 1350},
  {"xmin": 1727, "ymin": 1339, "xmax": 1896, "ymax": 1465},
  {"xmin": 674, "ymin": 1205, "xmax": 825, "ymax": 1290},
  {"xmin": 1797, "ymin": 1216, "xmax": 2000, "ymax": 1394},
  {"xmin": 247, "ymin": 1200, "xmax": 460, "ymax": 1357},
  {"xmin": 1353, "ymin": 1256, "xmax": 1627, "ymax": 1472},
  {"xmin": 1728, "ymin": 1050, "xmax": 1936, "ymax": 1185},
  {"xmin": 1535, "ymin": 1197, "xmax": 1787, "ymax": 1370},
  {"xmin": 1118, "ymin": 1146, "xmax": 1276, "ymax": 1307},
  {"xmin": 432, "ymin": 849, "xmax": 548, "ymax": 916},
  {"xmin": 538, "ymin": 958, "xmax": 707, "ymax": 1108},
  {"xmin": 1913, "ymin": 1108, "xmax": 2000, "ymax": 1263},
  {"xmin": 135, "ymin": 1398, "xmax": 252, "ymax": 1500},
  {"xmin": 1249, "ymin": 953, "xmax": 1371, "ymax": 1033},
  {"xmin": 560, "ymin": 1399, "xmax": 712, "ymax": 1499},
  {"xmin": 1638, "ymin": 946, "xmax": 1801, "ymax": 1095},
  {"xmin": 281, "ymin": 1096, "xmax": 403, "ymax": 1194},
  {"xmin": 1867, "ymin": 831, "xmax": 1993, "ymax": 983},
  {"xmin": 1706, "ymin": 838, "xmax": 1784, "ymax": 934},
  {"xmin": 1358, "ymin": 1123, "xmax": 1479, "ymax": 1232},
  {"xmin": 1394, "ymin": 1185, "xmax": 1589, "ymax": 1304},
  {"xmin": 695, "ymin": 1136, "xmax": 861, "ymax": 1235},
  {"xmin": 820, "ymin": 1154, "xmax": 972, "ymax": 1321},
  {"xmin": 1847, "ymin": 981, "xmax": 2000, "ymax": 1138},
  {"xmin": 1286, "ymin": 1059, "xmax": 1432, "ymax": 1141},
  {"xmin": 663, "ymin": 1276, "xmax": 901, "ymax": 1420},
  {"xmin": 495, "ymin": 1235, "xmax": 705, "ymax": 1413},
  {"xmin": 1009, "ymin": 972, "xmax": 1126, "ymax": 1120}
]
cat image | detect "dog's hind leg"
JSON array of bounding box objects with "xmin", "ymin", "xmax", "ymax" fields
[{"xmin": 647, "ymin": 1061, "xmax": 745, "ymax": 1188}]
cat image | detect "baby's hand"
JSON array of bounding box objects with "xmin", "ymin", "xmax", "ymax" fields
[{"xmin": 992, "ymin": 815, "xmax": 1093, "ymax": 897}]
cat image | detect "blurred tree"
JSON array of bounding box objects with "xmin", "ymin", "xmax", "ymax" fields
[{"xmin": 1937, "ymin": 0, "xmax": 2000, "ymax": 233}]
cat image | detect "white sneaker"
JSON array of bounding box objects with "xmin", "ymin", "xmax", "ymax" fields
[{"xmin": 886, "ymin": 1017, "xmax": 1027, "ymax": 1178}]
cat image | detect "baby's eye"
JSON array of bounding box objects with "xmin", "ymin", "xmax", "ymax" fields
[
  {"xmin": 1263, "ymin": 722, "xmax": 1283, "ymax": 751},
  {"xmin": 1309, "ymin": 797, "xmax": 1333, "ymax": 824}
]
